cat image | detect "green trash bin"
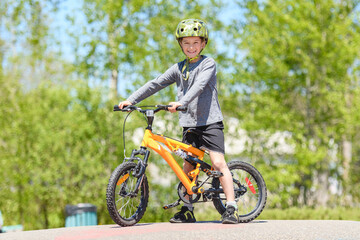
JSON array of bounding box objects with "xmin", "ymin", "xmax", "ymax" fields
[
  {"xmin": 0, "ymin": 210, "xmax": 23, "ymax": 233},
  {"xmin": 65, "ymin": 203, "xmax": 97, "ymax": 227},
  {"xmin": 0, "ymin": 210, "xmax": 3, "ymax": 233}
]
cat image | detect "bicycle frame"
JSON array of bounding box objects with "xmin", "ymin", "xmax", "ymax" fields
[
  {"xmin": 141, "ymin": 129, "xmax": 205, "ymax": 195},
  {"xmin": 109, "ymin": 105, "xmax": 267, "ymax": 226}
]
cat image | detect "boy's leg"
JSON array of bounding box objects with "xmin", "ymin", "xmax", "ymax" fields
[
  {"xmin": 182, "ymin": 160, "xmax": 195, "ymax": 208},
  {"xmin": 183, "ymin": 160, "xmax": 194, "ymax": 176},
  {"xmin": 170, "ymin": 128, "xmax": 200, "ymax": 223},
  {"xmin": 169, "ymin": 160, "xmax": 196, "ymax": 223},
  {"xmin": 209, "ymin": 151, "xmax": 239, "ymax": 224},
  {"xmin": 209, "ymin": 151, "xmax": 235, "ymax": 201}
]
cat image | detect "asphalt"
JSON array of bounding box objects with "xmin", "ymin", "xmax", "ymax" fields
[{"xmin": 0, "ymin": 220, "xmax": 359, "ymax": 240}]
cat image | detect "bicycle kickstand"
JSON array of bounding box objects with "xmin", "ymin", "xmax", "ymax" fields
[{"xmin": 163, "ymin": 199, "xmax": 181, "ymax": 210}]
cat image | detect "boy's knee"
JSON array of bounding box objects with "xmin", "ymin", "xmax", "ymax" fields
[
  {"xmin": 183, "ymin": 161, "xmax": 192, "ymax": 168},
  {"xmin": 211, "ymin": 160, "xmax": 227, "ymax": 171},
  {"xmin": 183, "ymin": 161, "xmax": 194, "ymax": 173},
  {"xmin": 209, "ymin": 151, "xmax": 226, "ymax": 169}
]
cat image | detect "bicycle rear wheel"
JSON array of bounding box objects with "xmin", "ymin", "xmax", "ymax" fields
[
  {"xmin": 212, "ymin": 160, "xmax": 267, "ymax": 223},
  {"xmin": 106, "ymin": 161, "xmax": 149, "ymax": 227}
]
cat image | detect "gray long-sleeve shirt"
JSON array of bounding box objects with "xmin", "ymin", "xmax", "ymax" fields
[{"xmin": 127, "ymin": 56, "xmax": 223, "ymax": 127}]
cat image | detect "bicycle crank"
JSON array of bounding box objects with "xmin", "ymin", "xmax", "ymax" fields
[
  {"xmin": 177, "ymin": 182, "xmax": 201, "ymax": 204},
  {"xmin": 163, "ymin": 199, "xmax": 181, "ymax": 210}
]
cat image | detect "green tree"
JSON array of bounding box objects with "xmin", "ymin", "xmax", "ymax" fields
[
  {"xmin": 225, "ymin": 0, "xmax": 360, "ymax": 207},
  {"xmin": 76, "ymin": 0, "xmax": 224, "ymax": 100},
  {"xmin": 0, "ymin": 80, "xmax": 128, "ymax": 229},
  {"xmin": 0, "ymin": 0, "xmax": 67, "ymax": 228},
  {"xmin": 1, "ymin": 0, "xmax": 231, "ymax": 230}
]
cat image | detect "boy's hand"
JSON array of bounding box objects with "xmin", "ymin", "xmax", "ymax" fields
[
  {"xmin": 118, "ymin": 100, "xmax": 132, "ymax": 109},
  {"xmin": 168, "ymin": 102, "xmax": 182, "ymax": 113}
]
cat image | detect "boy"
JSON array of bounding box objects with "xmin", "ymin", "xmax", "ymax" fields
[{"xmin": 118, "ymin": 19, "xmax": 239, "ymax": 224}]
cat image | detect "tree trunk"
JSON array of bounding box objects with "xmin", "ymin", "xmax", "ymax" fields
[
  {"xmin": 109, "ymin": 68, "xmax": 118, "ymax": 100},
  {"xmin": 314, "ymin": 171, "xmax": 330, "ymax": 207},
  {"xmin": 42, "ymin": 201, "xmax": 49, "ymax": 229},
  {"xmin": 108, "ymin": 17, "xmax": 118, "ymax": 100},
  {"xmin": 342, "ymin": 139, "xmax": 351, "ymax": 185}
]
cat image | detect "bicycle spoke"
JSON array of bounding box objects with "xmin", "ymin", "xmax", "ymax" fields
[
  {"xmin": 231, "ymin": 167, "xmax": 261, "ymax": 217},
  {"xmin": 113, "ymin": 169, "xmax": 143, "ymax": 219}
]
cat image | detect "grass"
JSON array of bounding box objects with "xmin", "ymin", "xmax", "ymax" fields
[
  {"xmin": 141, "ymin": 202, "xmax": 360, "ymax": 223},
  {"xmin": 190, "ymin": 203, "xmax": 360, "ymax": 222},
  {"xmin": 258, "ymin": 207, "xmax": 360, "ymax": 221}
]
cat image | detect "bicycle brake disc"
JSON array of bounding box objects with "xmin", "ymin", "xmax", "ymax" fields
[{"xmin": 177, "ymin": 182, "xmax": 201, "ymax": 204}]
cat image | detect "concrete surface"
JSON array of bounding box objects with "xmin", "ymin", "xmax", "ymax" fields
[{"xmin": 0, "ymin": 220, "xmax": 359, "ymax": 240}]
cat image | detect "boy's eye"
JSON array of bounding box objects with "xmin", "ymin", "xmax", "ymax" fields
[{"xmin": 183, "ymin": 41, "xmax": 200, "ymax": 45}]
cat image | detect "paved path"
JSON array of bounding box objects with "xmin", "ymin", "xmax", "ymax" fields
[{"xmin": 0, "ymin": 220, "xmax": 359, "ymax": 240}]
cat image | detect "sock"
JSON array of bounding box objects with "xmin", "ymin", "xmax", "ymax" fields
[
  {"xmin": 183, "ymin": 203, "xmax": 194, "ymax": 211},
  {"xmin": 226, "ymin": 201, "xmax": 238, "ymax": 209}
]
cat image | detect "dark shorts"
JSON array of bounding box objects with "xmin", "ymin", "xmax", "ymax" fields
[{"xmin": 182, "ymin": 121, "xmax": 225, "ymax": 154}]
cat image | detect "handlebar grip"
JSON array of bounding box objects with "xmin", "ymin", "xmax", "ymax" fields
[
  {"xmin": 161, "ymin": 105, "xmax": 187, "ymax": 112},
  {"xmin": 176, "ymin": 106, "xmax": 187, "ymax": 112},
  {"xmin": 113, "ymin": 105, "xmax": 121, "ymax": 111},
  {"xmin": 114, "ymin": 105, "xmax": 138, "ymax": 112}
]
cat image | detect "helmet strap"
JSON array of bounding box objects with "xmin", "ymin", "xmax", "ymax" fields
[
  {"xmin": 179, "ymin": 40, "xmax": 204, "ymax": 81},
  {"xmin": 181, "ymin": 58, "xmax": 190, "ymax": 81},
  {"xmin": 181, "ymin": 55, "xmax": 201, "ymax": 81},
  {"xmin": 188, "ymin": 55, "xmax": 199, "ymax": 62}
]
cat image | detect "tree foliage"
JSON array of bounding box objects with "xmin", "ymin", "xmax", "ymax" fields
[
  {"xmin": 225, "ymin": 0, "xmax": 360, "ymax": 207},
  {"xmin": 0, "ymin": 0, "xmax": 360, "ymax": 231}
]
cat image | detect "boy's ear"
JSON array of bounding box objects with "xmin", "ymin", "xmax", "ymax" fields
[
  {"xmin": 178, "ymin": 39, "xmax": 183, "ymax": 48},
  {"xmin": 201, "ymin": 39, "xmax": 206, "ymax": 48}
]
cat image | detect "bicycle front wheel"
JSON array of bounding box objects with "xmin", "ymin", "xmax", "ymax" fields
[
  {"xmin": 212, "ymin": 160, "xmax": 267, "ymax": 223},
  {"xmin": 106, "ymin": 161, "xmax": 149, "ymax": 227}
]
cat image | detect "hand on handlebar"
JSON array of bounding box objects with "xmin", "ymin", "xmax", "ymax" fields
[
  {"xmin": 114, "ymin": 102, "xmax": 187, "ymax": 112},
  {"xmin": 118, "ymin": 100, "xmax": 133, "ymax": 109},
  {"xmin": 168, "ymin": 102, "xmax": 183, "ymax": 113}
]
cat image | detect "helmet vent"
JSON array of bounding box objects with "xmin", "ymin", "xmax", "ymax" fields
[{"xmin": 175, "ymin": 19, "xmax": 208, "ymax": 43}]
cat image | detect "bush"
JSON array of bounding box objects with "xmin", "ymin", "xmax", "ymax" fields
[{"xmin": 258, "ymin": 207, "xmax": 360, "ymax": 221}]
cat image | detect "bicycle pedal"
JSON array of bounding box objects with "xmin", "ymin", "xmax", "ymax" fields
[
  {"xmin": 208, "ymin": 170, "xmax": 223, "ymax": 178},
  {"xmin": 163, "ymin": 199, "xmax": 181, "ymax": 210}
]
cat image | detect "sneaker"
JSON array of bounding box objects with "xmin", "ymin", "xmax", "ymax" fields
[
  {"xmin": 221, "ymin": 205, "xmax": 239, "ymax": 224},
  {"xmin": 169, "ymin": 206, "xmax": 196, "ymax": 223}
]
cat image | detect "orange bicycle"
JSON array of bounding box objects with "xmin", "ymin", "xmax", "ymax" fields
[{"xmin": 106, "ymin": 105, "xmax": 267, "ymax": 226}]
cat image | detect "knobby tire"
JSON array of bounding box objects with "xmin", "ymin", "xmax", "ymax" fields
[
  {"xmin": 106, "ymin": 162, "xmax": 149, "ymax": 227},
  {"xmin": 212, "ymin": 160, "xmax": 267, "ymax": 223}
]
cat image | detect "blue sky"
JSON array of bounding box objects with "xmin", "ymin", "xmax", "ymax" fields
[
  {"xmin": 45, "ymin": 0, "xmax": 244, "ymax": 95},
  {"xmin": 51, "ymin": 0, "xmax": 243, "ymax": 62},
  {"xmin": 0, "ymin": 0, "xmax": 246, "ymax": 95}
]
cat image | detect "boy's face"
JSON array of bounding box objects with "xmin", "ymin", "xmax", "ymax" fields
[{"xmin": 180, "ymin": 36, "xmax": 206, "ymax": 59}]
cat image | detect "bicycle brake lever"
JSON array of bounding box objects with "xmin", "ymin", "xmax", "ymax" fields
[{"xmin": 125, "ymin": 105, "xmax": 138, "ymax": 111}]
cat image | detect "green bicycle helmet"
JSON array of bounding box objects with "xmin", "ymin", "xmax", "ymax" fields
[
  {"xmin": 176, "ymin": 19, "xmax": 209, "ymax": 81},
  {"xmin": 175, "ymin": 19, "xmax": 209, "ymax": 44}
]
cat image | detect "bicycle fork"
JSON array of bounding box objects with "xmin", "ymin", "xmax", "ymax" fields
[{"xmin": 127, "ymin": 148, "xmax": 150, "ymax": 196}]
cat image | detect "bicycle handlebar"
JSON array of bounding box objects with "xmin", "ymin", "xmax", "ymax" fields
[{"xmin": 113, "ymin": 105, "xmax": 187, "ymax": 112}]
